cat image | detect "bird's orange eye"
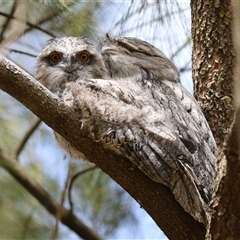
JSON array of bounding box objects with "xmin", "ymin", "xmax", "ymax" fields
[
  {"xmin": 79, "ymin": 52, "xmax": 89, "ymax": 63},
  {"xmin": 49, "ymin": 52, "xmax": 61, "ymax": 64}
]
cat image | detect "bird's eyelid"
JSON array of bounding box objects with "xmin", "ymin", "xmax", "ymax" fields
[
  {"xmin": 48, "ymin": 51, "xmax": 62, "ymax": 56},
  {"xmin": 75, "ymin": 50, "xmax": 91, "ymax": 56}
]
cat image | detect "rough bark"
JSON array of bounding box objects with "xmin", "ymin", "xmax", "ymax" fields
[
  {"xmin": 206, "ymin": 109, "xmax": 240, "ymax": 239},
  {"xmin": 206, "ymin": 1, "xmax": 240, "ymax": 238},
  {"xmin": 191, "ymin": 0, "xmax": 234, "ymax": 149},
  {"xmin": 0, "ymin": 56, "xmax": 206, "ymax": 239},
  {"xmin": 191, "ymin": 0, "xmax": 240, "ymax": 239}
]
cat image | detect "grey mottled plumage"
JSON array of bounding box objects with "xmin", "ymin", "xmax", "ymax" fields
[
  {"xmin": 36, "ymin": 36, "xmax": 217, "ymax": 225},
  {"xmin": 101, "ymin": 35, "xmax": 179, "ymax": 82}
]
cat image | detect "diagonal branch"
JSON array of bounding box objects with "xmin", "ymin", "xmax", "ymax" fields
[
  {"xmin": 0, "ymin": 11, "xmax": 56, "ymax": 38},
  {"xmin": 0, "ymin": 55, "xmax": 206, "ymax": 240},
  {"xmin": 13, "ymin": 117, "xmax": 41, "ymax": 159},
  {"xmin": 0, "ymin": 1, "xmax": 78, "ymax": 45},
  {"xmin": 7, "ymin": 48, "xmax": 37, "ymax": 58},
  {"xmin": 50, "ymin": 165, "xmax": 72, "ymax": 240},
  {"xmin": 68, "ymin": 165, "xmax": 98, "ymax": 212},
  {"xmin": 0, "ymin": 152, "xmax": 103, "ymax": 240},
  {"xmin": 0, "ymin": 1, "xmax": 17, "ymax": 42}
]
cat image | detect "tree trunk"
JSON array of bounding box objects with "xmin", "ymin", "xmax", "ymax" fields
[
  {"xmin": 191, "ymin": 0, "xmax": 240, "ymax": 239},
  {"xmin": 191, "ymin": 0, "xmax": 234, "ymax": 149}
]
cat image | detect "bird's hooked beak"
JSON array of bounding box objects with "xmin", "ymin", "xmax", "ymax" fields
[{"xmin": 61, "ymin": 63, "xmax": 79, "ymax": 73}]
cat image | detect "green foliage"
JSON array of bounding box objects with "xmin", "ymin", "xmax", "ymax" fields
[
  {"xmin": 0, "ymin": 93, "xmax": 35, "ymax": 153},
  {"xmin": 71, "ymin": 164, "xmax": 137, "ymax": 236},
  {"xmin": 0, "ymin": 170, "xmax": 52, "ymax": 239},
  {"xmin": 48, "ymin": 2, "xmax": 100, "ymax": 37}
]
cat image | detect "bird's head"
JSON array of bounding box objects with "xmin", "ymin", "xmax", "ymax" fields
[
  {"xmin": 36, "ymin": 36, "xmax": 108, "ymax": 93},
  {"xmin": 101, "ymin": 34, "xmax": 180, "ymax": 82}
]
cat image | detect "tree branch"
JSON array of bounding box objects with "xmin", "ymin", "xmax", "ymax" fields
[
  {"xmin": 13, "ymin": 118, "xmax": 41, "ymax": 159},
  {"xmin": 0, "ymin": 1, "xmax": 16, "ymax": 42},
  {"xmin": 50, "ymin": 165, "xmax": 72, "ymax": 240},
  {"xmin": 68, "ymin": 166, "xmax": 98, "ymax": 212},
  {"xmin": 0, "ymin": 11, "xmax": 56, "ymax": 38},
  {"xmin": 0, "ymin": 152, "xmax": 103, "ymax": 240},
  {"xmin": 0, "ymin": 55, "xmax": 206, "ymax": 239},
  {"xmin": 7, "ymin": 48, "xmax": 37, "ymax": 58}
]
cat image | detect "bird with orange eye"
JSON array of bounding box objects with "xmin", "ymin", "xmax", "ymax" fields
[
  {"xmin": 36, "ymin": 36, "xmax": 108, "ymax": 93},
  {"xmin": 36, "ymin": 36, "xmax": 217, "ymax": 226},
  {"xmin": 78, "ymin": 51, "xmax": 89, "ymax": 63},
  {"xmin": 48, "ymin": 51, "xmax": 90, "ymax": 65},
  {"xmin": 49, "ymin": 52, "xmax": 62, "ymax": 64}
]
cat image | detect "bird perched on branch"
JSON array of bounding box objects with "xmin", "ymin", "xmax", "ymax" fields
[{"xmin": 36, "ymin": 36, "xmax": 217, "ymax": 225}]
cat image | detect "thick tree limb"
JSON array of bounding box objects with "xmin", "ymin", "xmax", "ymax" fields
[
  {"xmin": 206, "ymin": 1, "xmax": 240, "ymax": 238},
  {"xmin": 0, "ymin": 55, "xmax": 206, "ymax": 239},
  {"xmin": 0, "ymin": 152, "xmax": 102, "ymax": 240}
]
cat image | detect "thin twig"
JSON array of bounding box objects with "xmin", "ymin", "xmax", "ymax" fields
[
  {"xmin": 0, "ymin": 1, "xmax": 16, "ymax": 42},
  {"xmin": 68, "ymin": 165, "xmax": 98, "ymax": 212},
  {"xmin": 0, "ymin": 152, "xmax": 103, "ymax": 240},
  {"xmin": 20, "ymin": 207, "xmax": 36, "ymax": 240},
  {"xmin": 13, "ymin": 118, "xmax": 41, "ymax": 160},
  {"xmin": 50, "ymin": 166, "xmax": 72, "ymax": 240},
  {"xmin": 170, "ymin": 38, "xmax": 192, "ymax": 60},
  {"xmin": 0, "ymin": 11, "xmax": 56, "ymax": 37},
  {"xmin": 0, "ymin": 1, "xmax": 78, "ymax": 40},
  {"xmin": 179, "ymin": 65, "xmax": 191, "ymax": 73},
  {"xmin": 8, "ymin": 48, "xmax": 37, "ymax": 58}
]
